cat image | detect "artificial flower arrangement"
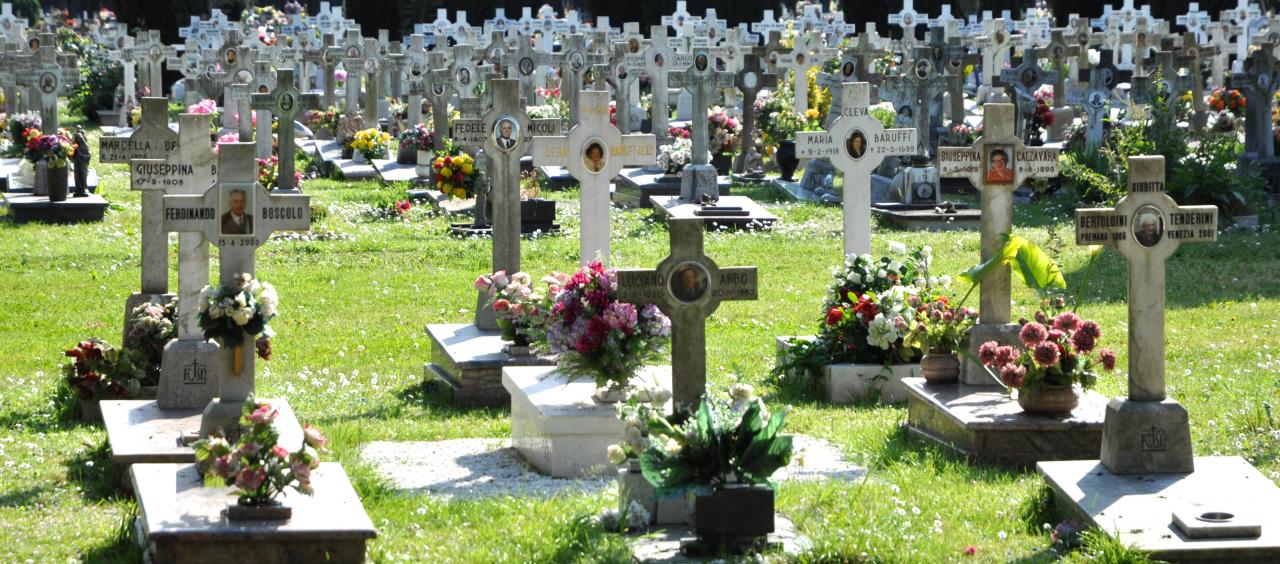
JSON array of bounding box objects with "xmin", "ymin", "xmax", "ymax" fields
[
  {"xmin": 197, "ymin": 273, "xmax": 278, "ymax": 375},
  {"xmin": 535, "ymin": 261, "xmax": 671, "ymax": 391},
  {"xmin": 901, "ymin": 290, "xmax": 977, "ymax": 355},
  {"xmin": 334, "ymin": 68, "xmax": 347, "ymax": 89},
  {"xmin": 707, "ymin": 105, "xmax": 741, "ymax": 153},
  {"xmin": 193, "ymin": 397, "xmax": 328, "ymax": 514},
  {"xmin": 526, "ymin": 103, "xmax": 561, "ymax": 121},
  {"xmin": 257, "ymin": 155, "xmax": 303, "ymax": 191},
  {"xmin": 397, "ymin": 123, "xmax": 434, "ymax": 152},
  {"xmin": 755, "ymin": 89, "xmax": 804, "ymax": 148},
  {"xmin": 978, "ymin": 305, "xmax": 1117, "ymax": 397},
  {"xmin": 432, "ymin": 139, "xmax": 478, "ymax": 199},
  {"xmin": 124, "ymin": 297, "xmax": 177, "ymax": 385},
  {"xmin": 63, "ymin": 338, "xmax": 147, "ymax": 400},
  {"xmin": 607, "ymin": 384, "xmax": 674, "ymax": 465},
  {"xmin": 1027, "ymin": 86, "xmax": 1056, "ymax": 141},
  {"xmin": 943, "ymin": 123, "xmax": 983, "ymax": 147},
  {"xmin": 5, "ymin": 111, "xmax": 40, "ymax": 155},
  {"xmin": 534, "ymin": 86, "xmax": 570, "ymax": 123},
  {"xmin": 656, "ymin": 137, "xmax": 696, "ymax": 174},
  {"xmin": 23, "ymin": 128, "xmax": 76, "ymax": 168},
  {"xmin": 306, "ymin": 106, "xmax": 341, "ymax": 135},
  {"xmin": 475, "ymin": 270, "xmax": 545, "ymax": 346},
  {"xmin": 350, "ymin": 127, "xmax": 390, "ymax": 161},
  {"xmin": 1208, "ymin": 87, "xmax": 1245, "ymax": 117}
]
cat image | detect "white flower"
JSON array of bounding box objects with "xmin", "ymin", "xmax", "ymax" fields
[
  {"xmin": 847, "ymin": 272, "xmax": 862, "ymax": 284},
  {"xmin": 257, "ymin": 283, "xmax": 279, "ymax": 317},
  {"xmin": 877, "ymin": 269, "xmax": 887, "ymax": 278},
  {"xmin": 867, "ymin": 313, "xmax": 900, "ymax": 350},
  {"xmin": 232, "ymin": 307, "xmax": 253, "ymax": 326},
  {"xmin": 860, "ymin": 254, "xmax": 872, "ymax": 263},
  {"xmin": 921, "ymin": 245, "xmax": 932, "ymax": 259},
  {"xmin": 233, "ymin": 272, "xmax": 252, "ymax": 290},
  {"xmin": 511, "ymin": 272, "xmax": 531, "ymax": 286},
  {"xmin": 651, "ymin": 388, "xmax": 672, "ymax": 406},
  {"xmin": 888, "ymin": 260, "xmax": 903, "ymax": 273},
  {"xmin": 209, "ymin": 305, "xmax": 224, "ymax": 319},
  {"xmin": 913, "ymin": 278, "xmax": 926, "ymax": 288},
  {"xmin": 888, "ymin": 241, "xmax": 907, "ymax": 255},
  {"xmin": 940, "ymin": 275, "xmax": 952, "ymax": 288},
  {"xmin": 607, "ymin": 444, "xmax": 627, "ymax": 465},
  {"xmin": 729, "ymin": 383, "xmax": 755, "ymax": 402},
  {"xmin": 234, "ymin": 294, "xmax": 247, "ymax": 308},
  {"xmin": 491, "ymin": 270, "xmax": 509, "ymax": 288},
  {"xmin": 663, "ymin": 441, "xmax": 682, "ymax": 457},
  {"xmin": 928, "ymin": 276, "xmax": 938, "ymax": 286}
]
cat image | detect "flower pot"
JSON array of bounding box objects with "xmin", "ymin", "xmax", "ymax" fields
[
  {"xmin": 776, "ymin": 140, "xmax": 798, "ymax": 181},
  {"xmin": 396, "ymin": 143, "xmax": 417, "ymax": 165},
  {"xmin": 921, "ymin": 352, "xmax": 960, "ymax": 384},
  {"xmin": 340, "ymin": 146, "xmax": 354, "ymax": 160},
  {"xmin": 689, "ymin": 484, "xmax": 775, "ymax": 544},
  {"xmin": 353, "ymin": 150, "xmax": 368, "ymax": 164},
  {"xmin": 46, "ymin": 165, "xmax": 69, "ymax": 202},
  {"xmin": 225, "ymin": 498, "xmax": 292, "ymax": 521},
  {"xmin": 316, "ymin": 128, "xmax": 334, "ymax": 140},
  {"xmin": 592, "ymin": 384, "xmax": 626, "ymax": 404},
  {"xmin": 1017, "ymin": 385, "xmax": 1079, "ymax": 416},
  {"xmin": 710, "ymin": 152, "xmax": 732, "ymax": 175},
  {"xmin": 416, "ymin": 150, "xmax": 433, "ymax": 178},
  {"xmin": 79, "ymin": 397, "xmax": 103, "ymax": 423}
]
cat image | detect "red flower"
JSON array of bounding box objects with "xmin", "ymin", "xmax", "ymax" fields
[
  {"xmin": 1019, "ymin": 322, "xmax": 1048, "ymax": 347},
  {"xmin": 978, "ymin": 341, "xmax": 999, "ymax": 365},
  {"xmin": 1000, "ymin": 364, "xmax": 1026, "ymax": 387},
  {"xmin": 1033, "ymin": 341, "xmax": 1060, "ymax": 366},
  {"xmin": 826, "ymin": 307, "xmax": 844, "ymax": 326},
  {"xmin": 995, "ymin": 345, "xmax": 1017, "ymax": 366},
  {"xmin": 1098, "ymin": 348, "xmax": 1117, "ymax": 371}
]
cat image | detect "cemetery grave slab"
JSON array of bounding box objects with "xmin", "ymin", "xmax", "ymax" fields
[
  {"xmin": 647, "ymin": 195, "xmax": 778, "ymax": 229},
  {"xmin": 407, "ymin": 188, "xmax": 475, "ymax": 216},
  {"xmin": 101, "ymin": 398, "xmax": 303, "ymax": 468},
  {"xmin": 776, "ymin": 337, "xmax": 920, "ymax": 404},
  {"xmin": 537, "ymin": 165, "xmax": 579, "ymax": 189},
  {"xmin": 371, "ymin": 159, "xmax": 428, "ymax": 184},
  {"xmin": 2, "ymin": 192, "xmax": 109, "ymax": 223},
  {"xmin": 614, "ymin": 168, "xmax": 731, "ymax": 208},
  {"xmin": 903, "ymin": 378, "xmax": 1106, "ymax": 468},
  {"xmin": 628, "ymin": 515, "xmax": 807, "ymax": 562},
  {"xmin": 871, "ymin": 202, "xmax": 981, "ymax": 231},
  {"xmin": 328, "ymin": 158, "xmax": 378, "ymax": 180},
  {"xmin": 503, "ymin": 365, "xmax": 672, "ymax": 478},
  {"xmin": 424, "ymin": 323, "xmax": 556, "ymax": 407},
  {"xmin": 132, "ymin": 463, "xmax": 376, "ymax": 564},
  {"xmin": 0, "ymin": 158, "xmax": 21, "ymax": 191},
  {"xmin": 1038, "ymin": 456, "xmax": 1280, "ymax": 562},
  {"xmin": 5, "ymin": 168, "xmax": 100, "ymax": 193},
  {"xmin": 770, "ymin": 178, "xmax": 840, "ymax": 205}
]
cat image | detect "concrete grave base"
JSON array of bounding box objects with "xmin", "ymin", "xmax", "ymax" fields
[
  {"xmin": 614, "ymin": 168, "xmax": 730, "ymax": 208},
  {"xmin": 132, "ymin": 463, "xmax": 376, "ymax": 564},
  {"xmin": 961, "ymin": 323, "xmax": 1022, "ymax": 386},
  {"xmin": 425, "ymin": 323, "xmax": 556, "ymax": 407},
  {"xmin": 503, "ymin": 365, "xmax": 672, "ymax": 478},
  {"xmin": 903, "ymin": 378, "xmax": 1106, "ymax": 468},
  {"xmin": 1037, "ymin": 456, "xmax": 1280, "ymax": 562},
  {"xmin": 776, "ymin": 336, "xmax": 919, "ymax": 403},
  {"xmin": 1100, "ymin": 398, "xmax": 1195, "ymax": 475},
  {"xmin": 537, "ymin": 165, "xmax": 580, "ymax": 189},
  {"xmin": 157, "ymin": 339, "xmax": 220, "ymax": 409},
  {"xmin": 647, "ymin": 196, "xmax": 778, "ymax": 230},
  {"xmin": 407, "ymin": 188, "xmax": 475, "ymax": 216},
  {"xmin": 628, "ymin": 515, "xmax": 807, "ymax": 563},
  {"xmin": 619, "ymin": 467, "xmax": 691, "ymax": 525},
  {"xmin": 2, "ymin": 192, "xmax": 109, "ymax": 223},
  {"xmin": 871, "ymin": 203, "xmax": 981, "ymax": 231},
  {"xmin": 770, "ymin": 178, "xmax": 839, "ymax": 205},
  {"xmin": 371, "ymin": 158, "xmax": 430, "ymax": 184},
  {"xmin": 5, "ymin": 168, "xmax": 99, "ymax": 193}
]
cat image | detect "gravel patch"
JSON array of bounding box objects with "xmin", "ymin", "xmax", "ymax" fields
[{"xmin": 361, "ymin": 435, "xmax": 864, "ymax": 501}]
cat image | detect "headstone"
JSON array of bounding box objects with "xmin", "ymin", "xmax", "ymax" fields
[
  {"xmin": 731, "ymin": 53, "xmax": 778, "ymax": 176},
  {"xmin": 668, "ymin": 48, "xmax": 732, "ymax": 202},
  {"xmin": 1067, "ymin": 50, "xmax": 1131, "ymax": 150},
  {"xmin": 998, "ymin": 49, "xmax": 1058, "ymax": 140},
  {"xmin": 533, "ymin": 90, "xmax": 655, "ymax": 264},
  {"xmin": 160, "ymin": 143, "xmax": 311, "ymax": 437},
  {"xmin": 251, "ymin": 69, "xmax": 320, "ymax": 193},
  {"xmin": 937, "ymin": 104, "xmax": 1059, "ymax": 385},
  {"xmin": 617, "ymin": 218, "xmax": 757, "ymax": 413},
  {"xmin": 797, "ymin": 83, "xmax": 917, "ymax": 257},
  {"xmin": 560, "ymin": 34, "xmax": 605, "ymax": 126},
  {"xmin": 1228, "ymin": 45, "xmax": 1280, "ymax": 162},
  {"xmin": 19, "ymin": 32, "xmax": 79, "ymax": 133}
]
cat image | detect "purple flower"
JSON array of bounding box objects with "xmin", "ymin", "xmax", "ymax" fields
[
  {"xmin": 1033, "ymin": 341, "xmax": 1060, "ymax": 366},
  {"xmin": 1020, "ymin": 322, "xmax": 1048, "ymax": 347},
  {"xmin": 603, "ymin": 302, "xmax": 637, "ymax": 334}
]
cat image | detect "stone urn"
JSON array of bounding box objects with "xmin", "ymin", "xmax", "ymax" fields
[
  {"xmin": 416, "ymin": 150, "xmax": 433, "ymax": 178},
  {"xmin": 225, "ymin": 498, "xmax": 292, "ymax": 521},
  {"xmin": 710, "ymin": 151, "xmax": 732, "ymax": 175},
  {"xmin": 776, "ymin": 140, "xmax": 799, "ymax": 181},
  {"xmin": 396, "ymin": 142, "xmax": 417, "ymax": 165},
  {"xmin": 687, "ymin": 484, "xmax": 775, "ymax": 552},
  {"xmin": 920, "ymin": 352, "xmax": 960, "ymax": 384},
  {"xmin": 46, "ymin": 163, "xmax": 69, "ymax": 202},
  {"xmin": 1017, "ymin": 385, "xmax": 1079, "ymax": 416}
]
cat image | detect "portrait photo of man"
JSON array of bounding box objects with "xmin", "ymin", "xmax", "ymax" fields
[
  {"xmin": 669, "ymin": 263, "xmax": 708, "ymax": 304},
  {"xmin": 985, "ymin": 148, "xmax": 1014, "ymax": 184},
  {"xmin": 653, "ymin": 53, "xmax": 665, "ymax": 69},
  {"xmin": 841, "ymin": 61, "xmax": 855, "ymax": 77},
  {"xmin": 519, "ymin": 57, "xmax": 535, "ymax": 76},
  {"xmin": 846, "ymin": 130, "xmax": 867, "ymax": 160},
  {"xmin": 628, "ymin": 38, "xmax": 640, "ymax": 53},
  {"xmin": 1133, "ymin": 207, "xmax": 1164, "ymax": 247},
  {"xmin": 495, "ymin": 118, "xmax": 518, "ymax": 151},
  {"xmin": 221, "ymin": 187, "xmax": 254, "ymax": 236},
  {"xmin": 584, "ymin": 142, "xmax": 606, "ymax": 173},
  {"xmin": 695, "ymin": 54, "xmax": 708, "ymax": 72},
  {"xmin": 458, "ymin": 67, "xmax": 472, "ymax": 86}
]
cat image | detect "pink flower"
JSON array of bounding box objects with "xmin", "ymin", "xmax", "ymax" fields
[
  {"xmin": 334, "ymin": 69, "xmax": 347, "ymax": 82},
  {"xmin": 474, "ymin": 275, "xmax": 491, "ymax": 290},
  {"xmin": 212, "ymin": 455, "xmax": 236, "ymax": 478},
  {"xmin": 237, "ymin": 441, "xmax": 261, "ymax": 457},
  {"xmin": 290, "ymin": 460, "xmax": 312, "ymax": 480},
  {"xmin": 235, "ymin": 467, "xmax": 266, "ymax": 491},
  {"xmin": 1034, "ymin": 310, "xmax": 1048, "ymax": 324},
  {"xmin": 271, "ymin": 445, "xmax": 290, "ymax": 460},
  {"xmin": 1077, "ymin": 320, "xmax": 1101, "ymax": 339},
  {"xmin": 964, "ymin": 545, "xmax": 977, "ymax": 556},
  {"xmin": 1099, "ymin": 348, "xmax": 1117, "ymax": 371},
  {"xmin": 247, "ymin": 402, "xmax": 278, "ymax": 425},
  {"xmin": 1000, "ymin": 364, "xmax": 1026, "ymax": 388},
  {"xmin": 493, "ymin": 298, "xmax": 511, "ymax": 312},
  {"xmin": 303, "ymin": 424, "xmax": 328, "ymax": 449},
  {"xmin": 1019, "ymin": 322, "xmax": 1048, "ymax": 347},
  {"xmin": 1053, "ymin": 311, "xmax": 1081, "ymax": 333},
  {"xmin": 1071, "ymin": 331, "xmax": 1096, "ymax": 354},
  {"xmin": 978, "ymin": 341, "xmax": 998, "ymax": 365},
  {"xmin": 1047, "ymin": 329, "xmax": 1065, "ymax": 342},
  {"xmin": 995, "ymin": 346, "xmax": 1017, "ymax": 366},
  {"xmin": 1033, "ymin": 341, "xmax": 1060, "ymax": 366}
]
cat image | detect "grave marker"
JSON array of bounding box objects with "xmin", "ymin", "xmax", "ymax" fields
[{"xmin": 251, "ymin": 69, "xmax": 320, "ymax": 193}]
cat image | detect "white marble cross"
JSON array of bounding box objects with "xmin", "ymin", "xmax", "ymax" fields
[
  {"xmin": 775, "ymin": 32, "xmax": 836, "ymax": 116},
  {"xmin": 662, "ymin": 1, "xmax": 698, "ymax": 38},
  {"xmin": 559, "ymin": 34, "xmax": 606, "ymax": 125},
  {"xmin": 643, "ymin": 26, "xmax": 686, "ymax": 146},
  {"xmin": 732, "ymin": 53, "xmax": 779, "ymax": 175},
  {"xmin": 668, "ymin": 47, "xmax": 733, "ymax": 184},
  {"xmin": 0, "ymin": 3, "xmax": 30, "ymax": 45},
  {"xmin": 888, "ymin": 0, "xmax": 926, "ymax": 39},
  {"xmin": 798, "ymin": 83, "xmax": 917, "ymax": 257},
  {"xmin": 975, "ymin": 20, "xmax": 1016, "ymax": 99},
  {"xmin": 339, "ymin": 29, "xmax": 365, "ymax": 115},
  {"xmin": 251, "ymin": 69, "xmax": 319, "ymax": 193},
  {"xmin": 20, "ymin": 32, "xmax": 79, "ymax": 132},
  {"xmin": 617, "ymin": 218, "xmax": 757, "ymax": 413},
  {"xmin": 132, "ymin": 30, "xmax": 175, "ymax": 98},
  {"xmin": 533, "ymin": 90, "xmax": 654, "ymax": 265}
]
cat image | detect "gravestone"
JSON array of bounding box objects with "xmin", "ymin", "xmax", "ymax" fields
[
  {"xmin": 422, "ymin": 55, "xmax": 453, "ymax": 152},
  {"xmin": 617, "ymin": 218, "xmax": 757, "ymax": 413},
  {"xmin": 399, "ymin": 34, "xmax": 430, "ymax": 126},
  {"xmin": 731, "ymin": 52, "xmax": 777, "ymax": 177},
  {"xmin": 1044, "ymin": 30, "xmax": 1081, "ymax": 140},
  {"xmin": 998, "ymin": 49, "xmax": 1058, "ymax": 140},
  {"xmin": 1067, "ymin": 50, "xmax": 1131, "ymax": 150},
  {"xmin": 1174, "ymin": 33, "xmax": 1214, "ymax": 132},
  {"xmin": 1228, "ymin": 45, "xmax": 1280, "ymax": 165},
  {"xmin": 160, "ymin": 143, "xmax": 312, "ymax": 437},
  {"xmin": 133, "ymin": 30, "xmax": 174, "ymax": 99},
  {"xmin": 132, "ymin": 113, "xmax": 221, "ymax": 408},
  {"xmin": 560, "ymin": 34, "xmax": 605, "ymax": 126},
  {"xmin": 340, "ymin": 29, "xmax": 365, "ymax": 115},
  {"xmin": 797, "ymin": 82, "xmax": 917, "ymax": 257},
  {"xmin": 975, "ymin": 19, "xmax": 1015, "ymax": 103},
  {"xmin": 533, "ymin": 90, "xmax": 655, "ymax": 265},
  {"xmin": 937, "ymin": 104, "xmax": 1059, "ymax": 385},
  {"xmin": 20, "ymin": 32, "xmax": 79, "ymax": 133},
  {"xmin": 775, "ymin": 32, "xmax": 835, "ymax": 116},
  {"xmin": 668, "ymin": 48, "xmax": 732, "ymax": 202},
  {"xmin": 251, "ymin": 68, "xmax": 320, "ymax": 193}
]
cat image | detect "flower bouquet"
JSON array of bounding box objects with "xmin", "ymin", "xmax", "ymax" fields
[
  {"xmin": 124, "ymin": 297, "xmax": 177, "ymax": 385},
  {"xmin": 1208, "ymin": 87, "xmax": 1245, "ymax": 117},
  {"xmin": 5, "ymin": 112, "xmax": 41, "ymax": 157},
  {"xmin": 306, "ymin": 106, "xmax": 341, "ymax": 139},
  {"xmin": 537, "ymin": 261, "xmax": 670, "ymax": 397},
  {"xmin": 23, "ymin": 128, "xmax": 76, "ymax": 168},
  {"xmin": 978, "ymin": 310, "xmax": 1116, "ymax": 415},
  {"xmin": 943, "ymin": 123, "xmax": 983, "ymax": 147},
  {"xmin": 474, "ymin": 270, "xmax": 545, "ymax": 350},
  {"xmin": 336, "ymin": 113, "xmax": 364, "ymax": 158},
  {"xmin": 63, "ymin": 338, "xmax": 147, "ymax": 402},
  {"xmin": 257, "ymin": 155, "xmax": 302, "ymax": 191},
  {"xmin": 197, "ymin": 273, "xmax": 278, "ymax": 375},
  {"xmin": 350, "ymin": 127, "xmax": 390, "ymax": 162},
  {"xmin": 432, "ymin": 140, "xmax": 478, "ymax": 199},
  {"xmin": 656, "ymin": 137, "xmax": 695, "ymax": 175},
  {"xmin": 192, "ymin": 398, "xmax": 328, "ymax": 520},
  {"xmin": 902, "ymin": 291, "xmax": 977, "ymax": 383},
  {"xmin": 186, "ymin": 98, "xmax": 222, "ymax": 132},
  {"xmin": 398, "ymin": 122, "xmax": 434, "ymax": 166}
]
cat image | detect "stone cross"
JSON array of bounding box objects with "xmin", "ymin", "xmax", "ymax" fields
[
  {"xmin": 643, "ymin": 26, "xmax": 685, "ymax": 146},
  {"xmin": 168, "ymin": 39, "xmax": 206, "ymax": 105},
  {"xmin": 97, "ymin": 97, "xmax": 182, "ymax": 335},
  {"xmin": 340, "ymin": 29, "xmax": 365, "ymax": 115},
  {"xmin": 937, "ymin": 104, "xmax": 1059, "ymax": 383},
  {"xmin": 775, "ymin": 32, "xmax": 836, "ymax": 115},
  {"xmin": 1075, "ymin": 155, "xmax": 1217, "ymax": 475},
  {"xmin": 669, "ymin": 47, "xmax": 733, "ymax": 201},
  {"xmin": 503, "ymin": 35, "xmax": 556, "ymax": 108},
  {"xmin": 617, "ymin": 218, "xmax": 757, "ymax": 413},
  {"xmin": 732, "ymin": 52, "xmax": 778, "ymax": 175},
  {"xmin": 448, "ymin": 44, "xmax": 485, "ymax": 100},
  {"xmin": 114, "ymin": 35, "xmax": 139, "ymax": 127},
  {"xmin": 133, "ymin": 30, "xmax": 174, "ymax": 98},
  {"xmin": 161, "ymin": 143, "xmax": 311, "ymax": 437},
  {"xmin": 422, "ymin": 55, "xmax": 453, "ymax": 152},
  {"xmin": 21, "ymin": 32, "xmax": 79, "ymax": 132},
  {"xmin": 998, "ymin": 49, "xmax": 1058, "ymax": 139},
  {"xmin": 604, "ymin": 42, "xmax": 645, "ymax": 134},
  {"xmin": 1045, "ymin": 29, "xmax": 1081, "ymax": 107},
  {"xmin": 451, "ymin": 80, "xmax": 561, "ymax": 328},
  {"xmin": 662, "ymin": 1, "xmax": 698, "ymax": 38},
  {"xmin": 975, "ymin": 19, "xmax": 1016, "ymax": 101},
  {"xmin": 133, "ymin": 113, "xmax": 220, "ymax": 408},
  {"xmin": 759, "ymin": 30, "xmax": 791, "ymax": 77},
  {"xmin": 251, "ymin": 69, "xmax": 319, "ymax": 193},
  {"xmin": 0, "ymin": 3, "xmax": 29, "ymax": 45},
  {"xmin": 888, "ymin": 0, "xmax": 926, "ymax": 40},
  {"xmin": 1067, "ymin": 50, "xmax": 1131, "ymax": 150},
  {"xmin": 1228, "ymin": 45, "xmax": 1280, "ymax": 160},
  {"xmin": 1222, "ymin": 0, "xmax": 1265, "ymax": 73},
  {"xmin": 1208, "ymin": 21, "xmax": 1235, "ymax": 90},
  {"xmin": 560, "ymin": 34, "xmax": 606, "ymax": 126},
  {"xmin": 1177, "ymin": 3, "xmax": 1213, "ymax": 44},
  {"xmin": 399, "ymin": 34, "xmax": 430, "ymax": 126},
  {"xmin": 900, "ymin": 51, "xmax": 951, "ymax": 157},
  {"xmin": 533, "ymin": 90, "xmax": 655, "ymax": 265},
  {"xmin": 311, "ymin": 34, "xmax": 340, "ymax": 108},
  {"xmin": 1175, "ymin": 34, "xmax": 1214, "ymax": 131},
  {"xmin": 798, "ymin": 82, "xmax": 917, "ymax": 257}
]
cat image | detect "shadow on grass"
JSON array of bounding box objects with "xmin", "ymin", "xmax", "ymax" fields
[
  {"xmin": 63, "ymin": 439, "xmax": 130, "ymax": 503},
  {"xmin": 0, "ymin": 486, "xmax": 49, "ymax": 508},
  {"xmin": 77, "ymin": 506, "xmax": 145, "ymax": 564}
]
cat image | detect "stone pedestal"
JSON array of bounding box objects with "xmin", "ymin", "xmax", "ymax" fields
[
  {"xmin": 776, "ymin": 337, "xmax": 919, "ymax": 404},
  {"xmin": 1038, "ymin": 456, "xmax": 1280, "ymax": 562},
  {"xmin": 132, "ymin": 463, "xmax": 377, "ymax": 564},
  {"xmin": 1100, "ymin": 398, "xmax": 1195, "ymax": 475},
  {"xmin": 647, "ymin": 195, "xmax": 778, "ymax": 230},
  {"xmin": 960, "ymin": 323, "xmax": 1021, "ymax": 386},
  {"xmin": 679, "ymin": 163, "xmax": 719, "ymax": 201},
  {"xmin": 1048, "ymin": 107, "xmax": 1074, "ymax": 142},
  {"xmin": 425, "ymin": 323, "xmax": 556, "ymax": 407},
  {"xmin": 157, "ymin": 339, "xmax": 220, "ymax": 408},
  {"xmin": 503, "ymin": 365, "xmax": 671, "ymax": 478},
  {"xmin": 903, "ymin": 378, "xmax": 1106, "ymax": 468},
  {"xmin": 614, "ymin": 168, "xmax": 731, "ymax": 208},
  {"xmin": 619, "ymin": 466, "xmax": 690, "ymax": 526}
]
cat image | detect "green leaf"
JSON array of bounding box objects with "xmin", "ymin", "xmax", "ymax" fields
[{"xmin": 1008, "ymin": 235, "xmax": 1067, "ymax": 292}]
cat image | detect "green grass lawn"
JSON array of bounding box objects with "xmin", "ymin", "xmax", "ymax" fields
[{"xmin": 1, "ymin": 124, "xmax": 1278, "ymax": 562}]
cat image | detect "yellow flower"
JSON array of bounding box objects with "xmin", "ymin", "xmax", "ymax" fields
[
  {"xmin": 440, "ymin": 166, "xmax": 452, "ymax": 177},
  {"xmin": 441, "ymin": 182, "xmax": 452, "ymax": 192},
  {"xmin": 805, "ymin": 108, "xmax": 819, "ymax": 119},
  {"xmin": 461, "ymin": 163, "xmax": 473, "ymax": 174},
  {"xmin": 453, "ymin": 188, "xmax": 467, "ymax": 199}
]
